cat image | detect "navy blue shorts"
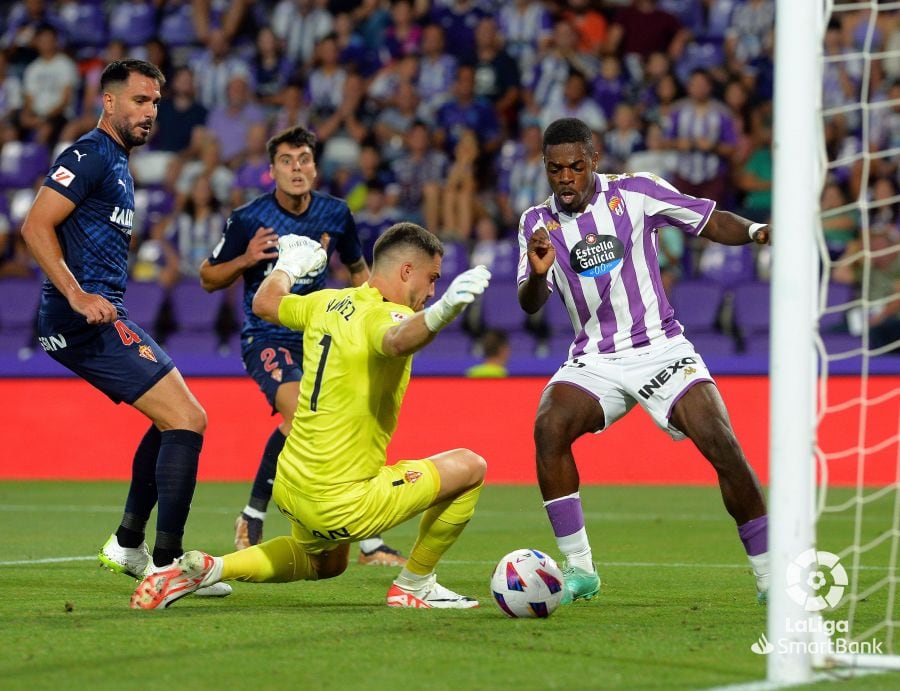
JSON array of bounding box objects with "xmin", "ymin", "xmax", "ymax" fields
[
  {"xmin": 241, "ymin": 339, "xmax": 303, "ymax": 412},
  {"xmin": 38, "ymin": 312, "xmax": 174, "ymax": 404}
]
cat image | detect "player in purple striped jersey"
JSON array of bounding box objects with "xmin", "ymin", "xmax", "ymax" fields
[{"xmin": 518, "ymin": 118, "xmax": 771, "ymax": 604}]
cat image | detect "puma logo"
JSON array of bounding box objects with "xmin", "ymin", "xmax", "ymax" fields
[{"xmin": 73, "ymin": 150, "xmax": 87, "ymax": 162}]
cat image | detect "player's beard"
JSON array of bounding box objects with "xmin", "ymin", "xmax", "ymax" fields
[{"xmin": 115, "ymin": 118, "xmax": 153, "ymax": 149}]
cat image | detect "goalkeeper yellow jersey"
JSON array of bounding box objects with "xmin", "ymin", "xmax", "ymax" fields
[{"xmin": 276, "ymin": 283, "xmax": 415, "ymax": 499}]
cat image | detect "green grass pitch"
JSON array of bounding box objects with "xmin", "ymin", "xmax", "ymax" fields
[{"xmin": 0, "ymin": 482, "xmax": 897, "ymax": 690}]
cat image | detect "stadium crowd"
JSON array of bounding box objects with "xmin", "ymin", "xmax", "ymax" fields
[{"xmin": 0, "ymin": 0, "xmax": 897, "ymax": 357}]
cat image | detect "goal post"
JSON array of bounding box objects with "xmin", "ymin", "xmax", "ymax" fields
[
  {"xmin": 769, "ymin": 0, "xmax": 900, "ymax": 683},
  {"xmin": 768, "ymin": 0, "xmax": 822, "ymax": 683}
]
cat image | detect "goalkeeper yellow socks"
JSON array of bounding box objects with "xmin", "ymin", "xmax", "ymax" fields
[
  {"xmin": 405, "ymin": 482, "xmax": 483, "ymax": 577},
  {"xmin": 221, "ymin": 536, "xmax": 318, "ymax": 583}
]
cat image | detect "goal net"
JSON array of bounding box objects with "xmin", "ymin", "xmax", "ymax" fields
[{"xmin": 769, "ymin": 0, "xmax": 900, "ymax": 684}]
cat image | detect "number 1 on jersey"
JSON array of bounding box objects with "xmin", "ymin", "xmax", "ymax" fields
[{"xmin": 310, "ymin": 334, "xmax": 332, "ymax": 411}]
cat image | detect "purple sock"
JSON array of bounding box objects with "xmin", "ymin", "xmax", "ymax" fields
[
  {"xmin": 738, "ymin": 515, "xmax": 768, "ymax": 556},
  {"xmin": 544, "ymin": 496, "xmax": 585, "ymax": 538}
]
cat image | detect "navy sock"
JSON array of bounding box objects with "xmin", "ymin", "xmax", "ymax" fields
[
  {"xmin": 117, "ymin": 425, "xmax": 161, "ymax": 548},
  {"xmin": 248, "ymin": 428, "xmax": 286, "ymax": 512},
  {"xmin": 153, "ymin": 429, "xmax": 202, "ymax": 566}
]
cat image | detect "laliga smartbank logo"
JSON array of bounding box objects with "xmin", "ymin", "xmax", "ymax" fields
[
  {"xmin": 786, "ymin": 549, "xmax": 848, "ymax": 612},
  {"xmin": 751, "ymin": 550, "xmax": 883, "ymax": 656}
]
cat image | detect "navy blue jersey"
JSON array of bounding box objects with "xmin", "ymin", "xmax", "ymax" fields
[
  {"xmin": 39, "ymin": 128, "xmax": 136, "ymax": 317},
  {"xmin": 209, "ymin": 191, "xmax": 363, "ymax": 346}
]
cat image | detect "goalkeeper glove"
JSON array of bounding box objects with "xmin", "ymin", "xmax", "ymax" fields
[
  {"xmin": 424, "ymin": 265, "xmax": 492, "ymax": 333},
  {"xmin": 273, "ymin": 234, "xmax": 327, "ymax": 285}
]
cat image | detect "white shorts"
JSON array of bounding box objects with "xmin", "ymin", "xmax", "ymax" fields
[{"xmin": 546, "ymin": 335, "xmax": 714, "ymax": 440}]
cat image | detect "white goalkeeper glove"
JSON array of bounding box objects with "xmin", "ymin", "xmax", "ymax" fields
[
  {"xmin": 273, "ymin": 234, "xmax": 327, "ymax": 285},
  {"xmin": 424, "ymin": 265, "xmax": 492, "ymax": 333}
]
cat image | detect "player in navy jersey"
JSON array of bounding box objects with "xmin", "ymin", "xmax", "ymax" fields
[
  {"xmin": 21, "ymin": 59, "xmax": 231, "ymax": 598},
  {"xmin": 518, "ymin": 118, "xmax": 772, "ymax": 605},
  {"xmin": 199, "ymin": 125, "xmax": 407, "ymax": 566}
]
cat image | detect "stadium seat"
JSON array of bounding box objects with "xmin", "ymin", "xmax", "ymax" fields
[
  {"xmin": 819, "ymin": 282, "xmax": 856, "ymax": 333},
  {"xmin": 481, "ymin": 278, "xmax": 527, "ymax": 331},
  {"xmin": 124, "ymin": 281, "xmax": 165, "ymax": 327},
  {"xmin": 732, "ymin": 281, "xmax": 772, "ymax": 339},
  {"xmin": 687, "ymin": 331, "xmax": 737, "ymax": 357},
  {"xmin": 163, "ymin": 331, "xmax": 224, "ymax": 356},
  {"xmin": 0, "ymin": 142, "xmax": 50, "ymax": 190},
  {"xmin": 57, "ymin": 3, "xmax": 108, "ymax": 48},
  {"xmin": 437, "ymin": 241, "xmax": 470, "ymax": 285},
  {"xmin": 670, "ymin": 280, "xmax": 725, "ymax": 332},
  {"xmin": 0, "ymin": 277, "xmax": 41, "ymax": 332},
  {"xmin": 544, "ymin": 296, "xmax": 574, "ymax": 334},
  {"xmin": 169, "ymin": 281, "xmax": 226, "ymax": 333}
]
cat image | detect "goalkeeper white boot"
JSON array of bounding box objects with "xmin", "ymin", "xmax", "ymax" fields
[
  {"xmin": 386, "ymin": 573, "xmax": 479, "ymax": 609},
  {"xmin": 98, "ymin": 534, "xmax": 150, "ymax": 580},
  {"xmin": 131, "ymin": 551, "xmax": 228, "ymax": 609}
]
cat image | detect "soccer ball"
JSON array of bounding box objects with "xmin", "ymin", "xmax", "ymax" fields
[{"xmin": 490, "ymin": 548, "xmax": 565, "ymax": 618}]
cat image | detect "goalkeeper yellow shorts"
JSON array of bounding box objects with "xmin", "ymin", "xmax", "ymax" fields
[{"xmin": 272, "ymin": 459, "xmax": 440, "ymax": 554}]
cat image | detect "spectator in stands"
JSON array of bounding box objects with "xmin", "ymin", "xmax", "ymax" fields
[
  {"xmin": 151, "ymin": 175, "xmax": 225, "ymax": 290},
  {"xmin": 0, "ymin": 51, "xmax": 24, "ymax": 145},
  {"xmin": 821, "ymin": 182, "xmax": 860, "ymax": 262},
  {"xmin": 734, "ymin": 110, "xmax": 773, "ymax": 224},
  {"xmin": 354, "ymin": 180, "xmax": 399, "ymax": 266},
  {"xmin": 1, "ymin": 0, "xmax": 60, "ymax": 69},
  {"xmin": 724, "ymin": 0, "xmax": 775, "ymax": 74},
  {"xmin": 497, "ymin": 123, "xmax": 550, "ymax": 232},
  {"xmin": 603, "ymin": 103, "xmax": 643, "ymax": 169},
  {"xmin": 497, "ymin": 0, "xmax": 552, "ymax": 77},
  {"xmin": 60, "ymin": 41, "xmax": 127, "ymax": 146},
  {"xmin": 173, "ymin": 129, "xmax": 235, "ymax": 209},
  {"xmin": 190, "ymin": 28, "xmax": 253, "ymax": 110},
  {"xmin": 306, "ymin": 33, "xmax": 348, "ymax": 122},
  {"xmin": 152, "ymin": 66, "xmax": 208, "ymax": 155},
  {"xmin": 606, "ymin": 0, "xmax": 690, "ymax": 64},
  {"xmin": 441, "ymin": 128, "xmax": 482, "ymax": 241},
  {"xmin": 625, "ymin": 122, "xmax": 678, "ymax": 181},
  {"xmin": 592, "ymin": 55, "xmax": 628, "ymax": 123},
  {"xmin": 337, "ymin": 142, "xmax": 395, "ymax": 212},
  {"xmin": 372, "ymin": 79, "xmax": 426, "ymax": 163},
  {"xmin": 314, "ymin": 72, "xmax": 373, "ymax": 175},
  {"xmin": 18, "ymin": 24, "xmax": 79, "ymax": 147},
  {"xmin": 384, "ymin": 0, "xmax": 422, "ymax": 61},
  {"xmin": 252, "ymin": 26, "xmax": 292, "ymax": 108},
  {"xmin": 642, "ymin": 67, "xmax": 682, "ymax": 130},
  {"xmin": 869, "ymin": 176, "xmax": 899, "ymax": 234},
  {"xmin": 206, "ymin": 74, "xmax": 268, "ymax": 168},
  {"xmin": 430, "ymin": 0, "xmax": 488, "ymax": 62},
  {"xmin": 539, "ymin": 71, "xmax": 606, "ymax": 134},
  {"xmin": 272, "ymin": 0, "xmax": 333, "ymax": 68},
  {"xmin": 466, "ymin": 329, "xmax": 510, "ymax": 378},
  {"xmin": 390, "ymin": 120, "xmax": 447, "ymax": 230},
  {"xmin": 417, "ymin": 24, "xmax": 458, "ymax": 121},
  {"xmin": 435, "ymin": 65, "xmax": 501, "ymax": 155},
  {"xmin": 108, "ymin": 0, "xmax": 157, "ymax": 48},
  {"xmin": 471, "ymin": 16, "xmax": 520, "ymax": 132},
  {"xmin": 271, "ymin": 83, "xmax": 312, "ymax": 134},
  {"xmin": 562, "ymin": 0, "xmax": 608, "ymax": 55},
  {"xmin": 832, "ymin": 228, "xmax": 900, "ymax": 353},
  {"xmin": 523, "ymin": 19, "xmax": 599, "ymax": 122},
  {"xmin": 232, "ymin": 123, "xmax": 275, "ymax": 208},
  {"xmin": 667, "ymin": 68, "xmax": 737, "ymax": 204}
]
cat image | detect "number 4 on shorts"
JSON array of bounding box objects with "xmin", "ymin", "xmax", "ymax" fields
[{"xmin": 114, "ymin": 320, "xmax": 142, "ymax": 346}]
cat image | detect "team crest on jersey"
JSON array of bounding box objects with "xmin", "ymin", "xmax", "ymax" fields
[
  {"xmin": 138, "ymin": 345, "xmax": 157, "ymax": 363},
  {"xmin": 51, "ymin": 166, "xmax": 76, "ymax": 187},
  {"xmin": 569, "ymin": 233, "xmax": 625, "ymax": 278},
  {"xmin": 271, "ymin": 367, "xmax": 283, "ymax": 382},
  {"xmin": 607, "ymin": 196, "xmax": 624, "ymax": 216},
  {"xmin": 404, "ymin": 470, "xmax": 422, "ymax": 484},
  {"xmin": 545, "ymin": 220, "xmax": 560, "ymax": 231},
  {"xmin": 390, "ymin": 311, "xmax": 408, "ymax": 322}
]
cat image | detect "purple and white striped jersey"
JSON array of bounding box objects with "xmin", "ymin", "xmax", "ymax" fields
[{"xmin": 516, "ymin": 172, "xmax": 715, "ymax": 356}]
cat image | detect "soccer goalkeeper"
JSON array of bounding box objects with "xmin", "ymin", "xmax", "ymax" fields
[{"xmin": 132, "ymin": 223, "xmax": 490, "ymax": 609}]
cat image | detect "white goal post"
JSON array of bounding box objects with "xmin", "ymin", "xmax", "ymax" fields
[{"xmin": 769, "ymin": 0, "xmax": 900, "ymax": 684}]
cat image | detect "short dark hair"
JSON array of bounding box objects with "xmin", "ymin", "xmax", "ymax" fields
[
  {"xmin": 267, "ymin": 126, "xmax": 318, "ymax": 163},
  {"xmin": 100, "ymin": 59, "xmax": 165, "ymax": 92},
  {"xmin": 542, "ymin": 117, "xmax": 593, "ymax": 154},
  {"xmin": 481, "ymin": 329, "xmax": 509, "ymax": 358},
  {"xmin": 373, "ymin": 222, "xmax": 444, "ymax": 265}
]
